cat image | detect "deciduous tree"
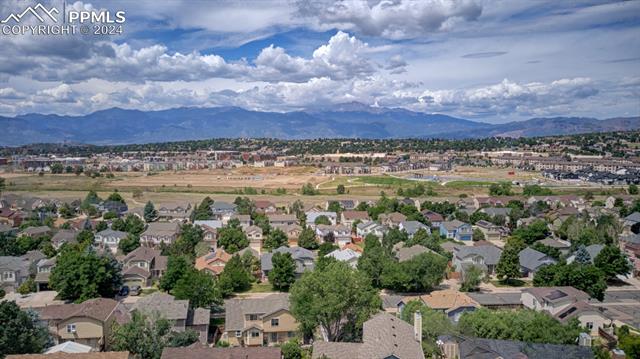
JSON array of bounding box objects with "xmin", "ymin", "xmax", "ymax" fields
[{"xmin": 269, "ymin": 252, "xmax": 296, "ymax": 291}]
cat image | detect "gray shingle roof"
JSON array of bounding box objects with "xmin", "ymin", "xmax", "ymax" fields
[
  {"xmin": 455, "ymin": 245, "xmax": 502, "ymax": 266},
  {"xmin": 450, "ymin": 336, "xmax": 594, "ymax": 359},
  {"xmin": 131, "ymin": 292, "xmax": 188, "ymax": 320},
  {"xmin": 519, "ymin": 247, "xmax": 557, "ymax": 271},
  {"xmin": 224, "ymin": 293, "xmax": 290, "ymax": 332},
  {"xmin": 442, "ymin": 220, "xmax": 469, "ymax": 231},
  {"xmin": 260, "ymin": 246, "xmax": 316, "ymax": 273}
]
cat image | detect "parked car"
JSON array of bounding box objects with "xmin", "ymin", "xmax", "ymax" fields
[
  {"xmin": 130, "ymin": 285, "xmax": 141, "ymax": 296},
  {"xmin": 118, "ymin": 285, "xmax": 130, "ymax": 297}
]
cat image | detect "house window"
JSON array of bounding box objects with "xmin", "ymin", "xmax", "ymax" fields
[
  {"xmin": 66, "ymin": 324, "xmax": 76, "ymax": 333},
  {"xmin": 2, "ymin": 271, "xmax": 14, "ymax": 280},
  {"xmin": 235, "ymin": 330, "xmax": 241, "ymax": 337},
  {"xmin": 271, "ymin": 318, "xmax": 279, "ymax": 327},
  {"xmin": 251, "ymin": 331, "xmax": 260, "ymax": 338},
  {"xmin": 249, "ymin": 314, "xmax": 258, "ymax": 321},
  {"xmin": 586, "ymin": 322, "xmax": 594, "ymax": 330},
  {"xmin": 270, "ymin": 333, "xmax": 278, "ymax": 342},
  {"xmin": 288, "ymin": 331, "xmax": 295, "ymax": 338}
]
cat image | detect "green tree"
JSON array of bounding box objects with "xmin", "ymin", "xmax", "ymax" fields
[
  {"xmin": 219, "ymin": 254, "xmax": 253, "ymax": 296},
  {"xmin": 301, "ymin": 183, "xmax": 317, "ymax": 195},
  {"xmin": 111, "ymin": 311, "xmax": 172, "ymax": 359},
  {"xmin": 618, "ymin": 328, "xmax": 640, "ymax": 359},
  {"xmin": 358, "ymin": 234, "xmax": 389, "ymax": 288},
  {"xmin": 166, "ymin": 329, "xmax": 200, "ymax": 348},
  {"xmin": 314, "ymin": 215, "xmax": 331, "ymax": 225},
  {"xmin": 0, "ymin": 233, "xmax": 22, "ymax": 256},
  {"xmin": 290, "ymin": 261, "xmax": 381, "ymax": 341},
  {"xmin": 49, "ymin": 246, "xmax": 122, "ymax": 302},
  {"xmin": 281, "ymin": 339, "xmax": 305, "ymax": 359},
  {"xmin": 144, "ymin": 201, "xmax": 158, "ymax": 222},
  {"xmin": 173, "ymin": 268, "xmax": 222, "ymax": 308},
  {"xmin": 460, "ymin": 265, "xmax": 484, "ymax": 292},
  {"xmin": 107, "ymin": 191, "xmax": 126, "ymax": 204},
  {"xmin": 0, "ymin": 301, "xmax": 50, "ymax": 357},
  {"xmin": 594, "ymin": 245, "xmax": 631, "ymax": 280},
  {"xmin": 118, "ymin": 234, "xmax": 140, "ymax": 255},
  {"xmin": 400, "ymin": 300, "xmax": 456, "ymax": 357},
  {"xmin": 629, "ymin": 184, "xmax": 639, "ymax": 195},
  {"xmin": 17, "ymin": 277, "xmax": 37, "ymax": 295},
  {"xmin": 533, "ymin": 262, "xmax": 607, "ymax": 301},
  {"xmin": 217, "ymin": 225, "xmax": 249, "ymax": 253},
  {"xmin": 380, "ymin": 252, "xmax": 448, "ymax": 292},
  {"xmin": 159, "ymin": 255, "xmax": 191, "ymax": 292},
  {"xmin": 489, "ymin": 182, "xmax": 513, "ymax": 196},
  {"xmin": 264, "ymin": 228, "xmax": 288, "ymax": 251},
  {"xmin": 496, "ymin": 238, "xmax": 524, "ymax": 282},
  {"xmin": 573, "ymin": 245, "xmax": 592, "ymax": 264},
  {"xmin": 512, "ymin": 220, "xmax": 549, "ymax": 244},
  {"xmin": 269, "ymin": 252, "xmax": 296, "ymax": 291},
  {"xmin": 297, "ymin": 226, "xmax": 318, "ymax": 250},
  {"xmin": 472, "ymin": 228, "xmax": 485, "ymax": 242},
  {"xmin": 0, "ymin": 177, "xmax": 5, "ymax": 196},
  {"xmin": 318, "ymin": 242, "xmax": 339, "ymax": 257},
  {"xmin": 336, "ymin": 184, "xmax": 346, "ymax": 194},
  {"xmin": 458, "ymin": 308, "xmax": 583, "ymax": 344}
]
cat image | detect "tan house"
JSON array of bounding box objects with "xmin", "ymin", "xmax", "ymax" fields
[
  {"xmin": 244, "ymin": 225, "xmax": 264, "ymax": 252},
  {"xmin": 36, "ymin": 298, "xmax": 130, "ymax": 351},
  {"xmin": 195, "ymin": 249, "xmax": 233, "ymax": 276},
  {"xmin": 340, "ymin": 211, "xmax": 370, "ymax": 229},
  {"xmin": 378, "ymin": 212, "xmax": 407, "ymax": 228},
  {"xmin": 120, "ymin": 246, "xmax": 167, "ymax": 287},
  {"xmin": 222, "ymin": 293, "xmax": 298, "ymax": 347},
  {"xmin": 267, "ymin": 214, "xmax": 298, "ymax": 226},
  {"xmin": 419, "ymin": 290, "xmax": 479, "ymax": 322},
  {"xmin": 131, "ymin": 292, "xmax": 210, "ymax": 344},
  {"xmin": 272, "ymin": 224, "xmax": 302, "ymax": 244},
  {"xmin": 139, "ymin": 222, "xmax": 181, "ymax": 247}
]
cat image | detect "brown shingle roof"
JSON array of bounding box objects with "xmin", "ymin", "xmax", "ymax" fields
[
  {"xmin": 37, "ymin": 298, "xmax": 121, "ymax": 322},
  {"xmin": 420, "ymin": 290, "xmax": 478, "ymax": 312}
]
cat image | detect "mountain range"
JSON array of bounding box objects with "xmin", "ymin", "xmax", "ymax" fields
[{"xmin": 1, "ymin": 103, "xmax": 638, "ymax": 146}]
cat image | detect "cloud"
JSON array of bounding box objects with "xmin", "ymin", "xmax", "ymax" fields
[
  {"xmin": 461, "ymin": 51, "xmax": 507, "ymax": 59},
  {"xmin": 296, "ymin": 0, "xmax": 482, "ymax": 39}
]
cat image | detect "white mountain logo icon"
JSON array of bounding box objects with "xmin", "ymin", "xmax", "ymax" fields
[{"xmin": 1, "ymin": 3, "xmax": 59, "ymax": 23}]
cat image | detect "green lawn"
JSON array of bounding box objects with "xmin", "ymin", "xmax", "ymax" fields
[
  {"xmin": 444, "ymin": 180, "xmax": 497, "ymax": 189},
  {"xmin": 490, "ymin": 279, "xmax": 531, "ymax": 287},
  {"xmin": 356, "ymin": 175, "xmax": 416, "ymax": 186},
  {"xmin": 247, "ymin": 282, "xmax": 275, "ymax": 293}
]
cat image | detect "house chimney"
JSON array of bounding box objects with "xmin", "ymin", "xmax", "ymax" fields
[{"xmin": 414, "ymin": 311, "xmax": 422, "ymax": 343}]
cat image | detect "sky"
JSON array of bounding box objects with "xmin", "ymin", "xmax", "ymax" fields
[{"xmin": 0, "ymin": 0, "xmax": 638, "ymax": 123}]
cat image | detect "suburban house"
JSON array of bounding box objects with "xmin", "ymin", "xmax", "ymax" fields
[
  {"xmin": 420, "ymin": 290, "xmax": 479, "ymax": 322},
  {"xmin": 0, "ymin": 207, "xmax": 23, "ymax": 227},
  {"xmin": 340, "ymin": 210, "xmax": 370, "ymax": 228},
  {"xmin": 0, "ymin": 255, "xmax": 32, "ymax": 292},
  {"xmin": 120, "ymin": 246, "xmax": 167, "ymax": 287},
  {"xmin": 306, "ymin": 211, "xmax": 338, "ymax": 226},
  {"xmin": 521, "ymin": 286, "xmax": 591, "ymax": 316},
  {"xmin": 537, "ymin": 237, "xmax": 572, "ymax": 255},
  {"xmin": 399, "ymin": 220, "xmax": 430, "ymax": 238},
  {"xmin": 261, "ymin": 246, "xmax": 316, "ymax": 279},
  {"xmin": 94, "ymin": 229, "xmax": 128, "ymax": 253},
  {"xmin": 620, "ymin": 233, "xmax": 640, "ymax": 276},
  {"xmin": 519, "ymin": 247, "xmax": 557, "ymax": 278},
  {"xmin": 356, "ymin": 221, "xmax": 387, "ymax": 239},
  {"xmin": 479, "ymin": 207, "xmax": 512, "ymax": 223},
  {"xmin": 34, "ymin": 257, "xmax": 56, "ymax": 291},
  {"xmin": 254, "ymin": 200, "xmax": 277, "ymax": 214},
  {"xmin": 222, "ymin": 293, "xmax": 298, "ymax": 347},
  {"xmin": 194, "ymin": 220, "xmax": 223, "ymax": 248},
  {"xmin": 19, "ymin": 225, "xmax": 52, "ymax": 238},
  {"xmin": 156, "ymin": 202, "xmax": 193, "ymax": 222},
  {"xmin": 315, "ymin": 224, "xmax": 352, "ymax": 247},
  {"xmin": 36, "ymin": 298, "xmax": 130, "ymax": 351},
  {"xmin": 325, "ymin": 248, "xmax": 361, "ymax": 268},
  {"xmin": 622, "ymin": 212, "xmax": 640, "ymax": 234},
  {"xmin": 378, "ymin": 212, "xmax": 407, "ymax": 228},
  {"xmin": 51, "ymin": 229, "xmax": 78, "ymax": 249},
  {"xmin": 210, "ymin": 202, "xmax": 238, "ymax": 221},
  {"xmin": 326, "ymin": 199, "xmax": 358, "ymax": 211},
  {"xmin": 231, "ymin": 214, "xmax": 252, "ymax": 229},
  {"xmin": 195, "ymin": 249, "xmax": 232, "ymax": 276},
  {"xmin": 380, "ymin": 294, "xmax": 407, "ymax": 315},
  {"xmin": 421, "ymin": 209, "xmax": 444, "ymax": 228},
  {"xmin": 437, "ymin": 335, "xmax": 594, "ymax": 359},
  {"xmin": 467, "ymin": 292, "xmax": 522, "ymax": 310},
  {"xmin": 474, "ymin": 220, "xmax": 503, "ymax": 241},
  {"xmin": 130, "ymin": 292, "xmax": 210, "ymax": 343},
  {"xmin": 393, "ymin": 243, "xmax": 441, "ymax": 262},
  {"xmin": 267, "ymin": 214, "xmax": 298, "ymax": 227},
  {"xmin": 271, "ymin": 223, "xmax": 303, "ymax": 243},
  {"xmin": 440, "ymin": 220, "xmax": 473, "ymax": 241},
  {"xmin": 244, "ymin": 225, "xmax": 264, "ymax": 252},
  {"xmin": 97, "ymin": 201, "xmax": 128, "ymax": 217},
  {"xmin": 312, "ymin": 312, "xmax": 425, "ymax": 359},
  {"xmin": 452, "ymin": 244, "xmax": 503, "ymax": 275},
  {"xmin": 567, "ymin": 244, "xmax": 605, "ymax": 264},
  {"xmin": 161, "ymin": 347, "xmax": 281, "ymax": 359},
  {"xmin": 554, "ymin": 301, "xmax": 612, "ymax": 336},
  {"xmin": 140, "ymin": 222, "xmax": 181, "ymax": 247}
]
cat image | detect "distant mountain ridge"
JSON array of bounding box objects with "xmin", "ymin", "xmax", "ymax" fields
[{"xmin": 0, "ymin": 104, "xmax": 638, "ymax": 146}]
